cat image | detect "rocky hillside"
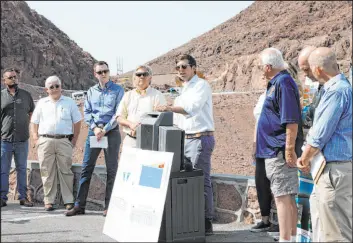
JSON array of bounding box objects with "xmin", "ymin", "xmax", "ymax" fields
[
  {"xmin": 1, "ymin": 1, "xmax": 96, "ymax": 90},
  {"xmin": 145, "ymin": 1, "xmax": 352, "ymax": 91}
]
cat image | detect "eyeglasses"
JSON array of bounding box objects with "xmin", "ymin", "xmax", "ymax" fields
[
  {"xmin": 96, "ymin": 70, "xmax": 109, "ymax": 75},
  {"xmin": 135, "ymin": 72, "xmax": 149, "ymax": 77},
  {"xmin": 175, "ymin": 64, "xmax": 191, "ymax": 71},
  {"xmin": 49, "ymin": 84, "xmax": 60, "ymax": 90},
  {"xmin": 5, "ymin": 76, "xmax": 17, "ymax": 80}
]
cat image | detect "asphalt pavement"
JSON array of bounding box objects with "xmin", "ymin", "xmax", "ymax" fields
[{"xmin": 1, "ymin": 201, "xmax": 275, "ymax": 242}]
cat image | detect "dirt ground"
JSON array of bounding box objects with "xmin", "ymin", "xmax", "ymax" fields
[{"xmin": 27, "ymin": 92, "xmax": 261, "ymax": 177}]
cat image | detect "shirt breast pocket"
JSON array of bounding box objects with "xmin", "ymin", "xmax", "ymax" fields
[
  {"xmin": 60, "ymin": 108, "xmax": 72, "ymax": 121},
  {"xmin": 105, "ymin": 94, "xmax": 116, "ymax": 108}
]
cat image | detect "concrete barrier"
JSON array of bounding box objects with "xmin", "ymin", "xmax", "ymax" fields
[{"xmin": 9, "ymin": 161, "xmax": 263, "ymax": 224}]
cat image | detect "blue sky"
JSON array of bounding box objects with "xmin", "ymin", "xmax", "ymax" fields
[{"xmin": 26, "ymin": 1, "xmax": 254, "ymax": 74}]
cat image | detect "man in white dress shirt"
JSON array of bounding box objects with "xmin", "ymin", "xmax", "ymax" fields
[
  {"xmin": 30, "ymin": 76, "xmax": 82, "ymax": 211},
  {"xmin": 116, "ymin": 65, "xmax": 166, "ymax": 149},
  {"xmin": 156, "ymin": 54, "xmax": 215, "ymax": 235}
]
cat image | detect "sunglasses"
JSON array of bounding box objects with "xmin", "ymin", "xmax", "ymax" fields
[
  {"xmin": 96, "ymin": 70, "xmax": 109, "ymax": 75},
  {"xmin": 49, "ymin": 84, "xmax": 60, "ymax": 90},
  {"xmin": 135, "ymin": 72, "xmax": 149, "ymax": 77},
  {"xmin": 6, "ymin": 76, "xmax": 17, "ymax": 80},
  {"xmin": 175, "ymin": 64, "xmax": 191, "ymax": 71}
]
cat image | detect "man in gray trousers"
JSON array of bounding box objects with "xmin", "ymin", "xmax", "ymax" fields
[{"xmin": 156, "ymin": 54, "xmax": 215, "ymax": 235}]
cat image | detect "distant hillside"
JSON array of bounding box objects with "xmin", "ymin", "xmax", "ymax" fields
[
  {"xmin": 144, "ymin": 1, "xmax": 352, "ymax": 91},
  {"xmin": 1, "ymin": 1, "xmax": 97, "ymax": 90}
]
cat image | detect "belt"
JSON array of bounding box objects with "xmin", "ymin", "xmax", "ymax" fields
[
  {"xmin": 41, "ymin": 134, "xmax": 72, "ymax": 139},
  {"xmin": 127, "ymin": 133, "xmax": 136, "ymax": 139},
  {"xmin": 185, "ymin": 131, "xmax": 214, "ymax": 139}
]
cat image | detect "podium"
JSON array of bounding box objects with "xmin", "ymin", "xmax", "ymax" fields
[{"xmin": 137, "ymin": 112, "xmax": 206, "ymax": 242}]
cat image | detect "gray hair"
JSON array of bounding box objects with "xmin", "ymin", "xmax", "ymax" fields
[
  {"xmin": 133, "ymin": 65, "xmax": 153, "ymax": 77},
  {"xmin": 45, "ymin": 75, "xmax": 61, "ymax": 88},
  {"xmin": 260, "ymin": 47, "xmax": 285, "ymax": 69}
]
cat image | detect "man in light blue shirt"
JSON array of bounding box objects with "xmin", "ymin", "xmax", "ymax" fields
[
  {"xmin": 297, "ymin": 48, "xmax": 352, "ymax": 242},
  {"xmin": 66, "ymin": 61, "xmax": 124, "ymax": 217}
]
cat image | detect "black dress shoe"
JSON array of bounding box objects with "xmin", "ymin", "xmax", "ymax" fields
[
  {"xmin": 205, "ymin": 218, "xmax": 214, "ymax": 236},
  {"xmin": 65, "ymin": 206, "xmax": 85, "ymax": 216}
]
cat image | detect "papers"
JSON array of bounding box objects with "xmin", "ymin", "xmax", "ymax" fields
[
  {"xmin": 310, "ymin": 150, "xmax": 326, "ymax": 184},
  {"xmin": 301, "ymin": 144, "xmax": 326, "ymax": 184},
  {"xmin": 89, "ymin": 136, "xmax": 108, "ymax": 148},
  {"xmin": 103, "ymin": 147, "xmax": 174, "ymax": 242}
]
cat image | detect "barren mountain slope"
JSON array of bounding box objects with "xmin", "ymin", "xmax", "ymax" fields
[
  {"xmin": 1, "ymin": 1, "xmax": 96, "ymax": 90},
  {"xmin": 146, "ymin": 1, "xmax": 352, "ymax": 91}
]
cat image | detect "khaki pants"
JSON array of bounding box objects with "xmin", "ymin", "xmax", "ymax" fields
[
  {"xmin": 37, "ymin": 137, "xmax": 74, "ymax": 205},
  {"xmin": 310, "ymin": 162, "xmax": 352, "ymax": 242}
]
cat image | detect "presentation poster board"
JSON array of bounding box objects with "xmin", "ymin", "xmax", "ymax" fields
[{"xmin": 103, "ymin": 147, "xmax": 174, "ymax": 242}]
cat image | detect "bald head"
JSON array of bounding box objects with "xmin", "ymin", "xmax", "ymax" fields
[
  {"xmin": 298, "ymin": 46, "xmax": 316, "ymax": 67},
  {"xmin": 308, "ymin": 47, "xmax": 338, "ymax": 71},
  {"xmin": 308, "ymin": 47, "xmax": 340, "ymax": 83}
]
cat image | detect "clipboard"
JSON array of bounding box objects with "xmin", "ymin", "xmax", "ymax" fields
[
  {"xmin": 302, "ymin": 145, "xmax": 326, "ymax": 184},
  {"xmin": 310, "ymin": 152, "xmax": 326, "ymax": 184}
]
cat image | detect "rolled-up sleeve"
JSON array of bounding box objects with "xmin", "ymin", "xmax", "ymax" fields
[
  {"xmin": 180, "ymin": 81, "xmax": 209, "ymax": 118},
  {"xmin": 307, "ymin": 91, "xmax": 343, "ymax": 149}
]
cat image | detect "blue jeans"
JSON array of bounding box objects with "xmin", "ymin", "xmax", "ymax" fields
[
  {"xmin": 1, "ymin": 140, "xmax": 29, "ymax": 201},
  {"xmin": 75, "ymin": 128, "xmax": 121, "ymax": 210},
  {"xmin": 184, "ymin": 136, "xmax": 215, "ymax": 219}
]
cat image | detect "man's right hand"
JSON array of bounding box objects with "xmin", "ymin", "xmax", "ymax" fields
[
  {"xmin": 129, "ymin": 122, "xmax": 140, "ymax": 131},
  {"xmin": 32, "ymin": 134, "xmax": 39, "ymax": 148},
  {"xmin": 93, "ymin": 127, "xmax": 103, "ymax": 141},
  {"xmin": 252, "ymin": 142, "xmax": 256, "ymax": 161}
]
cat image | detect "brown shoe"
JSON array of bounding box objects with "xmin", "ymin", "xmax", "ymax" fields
[
  {"xmin": 65, "ymin": 203, "xmax": 74, "ymax": 210},
  {"xmin": 103, "ymin": 210, "xmax": 107, "ymax": 217},
  {"xmin": 65, "ymin": 206, "xmax": 85, "ymax": 216},
  {"xmin": 20, "ymin": 199, "xmax": 34, "ymax": 207}
]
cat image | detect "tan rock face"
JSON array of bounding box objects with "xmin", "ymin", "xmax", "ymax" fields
[
  {"xmin": 146, "ymin": 1, "xmax": 352, "ymax": 91},
  {"xmin": 1, "ymin": 1, "xmax": 96, "ymax": 90}
]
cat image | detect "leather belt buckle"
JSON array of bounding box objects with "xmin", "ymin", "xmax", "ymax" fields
[{"xmin": 185, "ymin": 131, "xmax": 214, "ymax": 139}]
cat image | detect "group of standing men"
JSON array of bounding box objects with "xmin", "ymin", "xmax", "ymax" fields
[
  {"xmin": 1, "ymin": 43, "xmax": 351, "ymax": 240},
  {"xmin": 1, "ymin": 56, "xmax": 217, "ymax": 234},
  {"xmin": 252, "ymin": 46, "xmax": 352, "ymax": 242}
]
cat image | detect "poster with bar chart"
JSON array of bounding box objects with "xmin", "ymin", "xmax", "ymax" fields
[{"xmin": 103, "ymin": 147, "xmax": 174, "ymax": 242}]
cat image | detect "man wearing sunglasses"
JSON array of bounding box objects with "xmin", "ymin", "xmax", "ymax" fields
[
  {"xmin": 156, "ymin": 54, "xmax": 216, "ymax": 235},
  {"xmin": 116, "ymin": 65, "xmax": 166, "ymax": 149},
  {"xmin": 30, "ymin": 76, "xmax": 82, "ymax": 211},
  {"xmin": 1, "ymin": 68, "xmax": 35, "ymax": 207},
  {"xmin": 66, "ymin": 61, "xmax": 124, "ymax": 217}
]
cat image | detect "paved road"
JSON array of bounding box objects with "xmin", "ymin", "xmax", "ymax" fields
[{"xmin": 1, "ymin": 201, "xmax": 275, "ymax": 242}]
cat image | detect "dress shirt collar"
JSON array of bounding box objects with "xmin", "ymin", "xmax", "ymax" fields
[
  {"xmin": 43, "ymin": 95, "xmax": 64, "ymax": 103},
  {"xmin": 94, "ymin": 80, "xmax": 113, "ymax": 91},
  {"xmin": 135, "ymin": 86, "xmax": 151, "ymax": 96},
  {"xmin": 323, "ymin": 73, "xmax": 345, "ymax": 91},
  {"xmin": 183, "ymin": 74, "xmax": 198, "ymax": 90}
]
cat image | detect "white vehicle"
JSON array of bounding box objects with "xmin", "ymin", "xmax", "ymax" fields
[{"xmin": 71, "ymin": 91, "xmax": 87, "ymax": 100}]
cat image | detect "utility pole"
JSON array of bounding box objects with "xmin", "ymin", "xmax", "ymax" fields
[{"xmin": 116, "ymin": 56, "xmax": 124, "ymax": 76}]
